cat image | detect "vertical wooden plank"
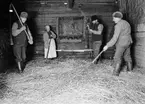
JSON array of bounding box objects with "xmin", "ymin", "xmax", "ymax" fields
[
  {"xmin": 68, "ymin": 0, "xmax": 74, "ymax": 9},
  {"xmin": 56, "ymin": 17, "xmax": 60, "ymax": 44},
  {"xmin": 134, "ymin": 32, "xmax": 145, "ymax": 68},
  {"xmin": 83, "ymin": 16, "xmax": 87, "ymax": 48},
  {"xmin": 56, "ymin": 17, "xmax": 59, "ymax": 36}
]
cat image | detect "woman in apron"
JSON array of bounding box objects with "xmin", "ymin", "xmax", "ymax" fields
[{"xmin": 43, "ymin": 25, "xmax": 57, "ymax": 61}]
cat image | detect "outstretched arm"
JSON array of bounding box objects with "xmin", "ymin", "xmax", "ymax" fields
[
  {"xmin": 103, "ymin": 24, "xmax": 121, "ymax": 51},
  {"xmin": 106, "ymin": 25, "xmax": 121, "ymax": 48}
]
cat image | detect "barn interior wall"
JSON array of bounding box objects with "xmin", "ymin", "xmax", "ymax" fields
[
  {"xmin": 119, "ymin": 0, "xmax": 145, "ymax": 67},
  {"xmin": 11, "ymin": 0, "xmax": 118, "ymax": 58}
]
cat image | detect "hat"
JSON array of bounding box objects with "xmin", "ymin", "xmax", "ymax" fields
[
  {"xmin": 91, "ymin": 15, "xmax": 98, "ymax": 21},
  {"xmin": 112, "ymin": 11, "xmax": 123, "ymax": 19},
  {"xmin": 20, "ymin": 12, "xmax": 28, "ymax": 18}
]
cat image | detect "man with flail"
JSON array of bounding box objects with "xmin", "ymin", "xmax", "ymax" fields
[
  {"xmin": 12, "ymin": 12, "xmax": 33, "ymax": 73},
  {"xmin": 103, "ymin": 11, "xmax": 133, "ymax": 76},
  {"xmin": 87, "ymin": 15, "xmax": 104, "ymax": 63}
]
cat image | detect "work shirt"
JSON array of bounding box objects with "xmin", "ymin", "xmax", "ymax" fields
[
  {"xmin": 107, "ymin": 19, "xmax": 132, "ymax": 47},
  {"xmin": 89, "ymin": 23, "xmax": 103, "ymax": 42}
]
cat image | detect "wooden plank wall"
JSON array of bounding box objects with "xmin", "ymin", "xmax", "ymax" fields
[
  {"xmin": 21, "ymin": 0, "xmax": 118, "ymax": 58},
  {"xmin": 119, "ymin": 0, "xmax": 145, "ymax": 67},
  {"xmin": 134, "ymin": 31, "xmax": 145, "ymax": 68}
]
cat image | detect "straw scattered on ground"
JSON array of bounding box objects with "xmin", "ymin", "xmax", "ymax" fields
[{"xmin": 0, "ymin": 57, "xmax": 145, "ymax": 104}]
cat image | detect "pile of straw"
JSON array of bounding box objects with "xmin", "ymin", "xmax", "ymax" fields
[{"xmin": 0, "ymin": 58, "xmax": 145, "ymax": 104}]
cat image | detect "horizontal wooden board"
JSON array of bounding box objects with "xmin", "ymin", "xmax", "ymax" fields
[
  {"xmin": 134, "ymin": 53, "xmax": 145, "ymax": 60},
  {"xmin": 134, "ymin": 32, "xmax": 145, "ymax": 38},
  {"xmin": 134, "ymin": 57, "xmax": 145, "ymax": 68},
  {"xmin": 133, "ymin": 32, "xmax": 145, "ymax": 68},
  {"xmin": 135, "ymin": 47, "xmax": 145, "ymax": 52},
  {"xmin": 75, "ymin": 0, "xmax": 115, "ymax": 3}
]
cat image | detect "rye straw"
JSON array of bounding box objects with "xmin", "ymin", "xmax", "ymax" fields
[{"xmin": 0, "ymin": 58, "xmax": 145, "ymax": 104}]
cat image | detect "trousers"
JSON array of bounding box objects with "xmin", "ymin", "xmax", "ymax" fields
[
  {"xmin": 92, "ymin": 41, "xmax": 102, "ymax": 58},
  {"xmin": 13, "ymin": 45, "xmax": 27, "ymax": 62},
  {"xmin": 113, "ymin": 45, "xmax": 132, "ymax": 65}
]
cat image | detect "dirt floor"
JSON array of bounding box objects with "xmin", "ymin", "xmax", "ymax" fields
[{"xmin": 0, "ymin": 57, "xmax": 145, "ymax": 104}]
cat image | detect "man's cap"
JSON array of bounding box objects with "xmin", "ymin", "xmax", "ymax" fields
[
  {"xmin": 112, "ymin": 11, "xmax": 123, "ymax": 19},
  {"xmin": 20, "ymin": 12, "xmax": 28, "ymax": 18},
  {"xmin": 91, "ymin": 15, "xmax": 98, "ymax": 21}
]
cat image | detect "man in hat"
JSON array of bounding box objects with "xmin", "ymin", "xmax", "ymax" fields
[
  {"xmin": 87, "ymin": 15, "xmax": 104, "ymax": 63},
  {"xmin": 103, "ymin": 11, "xmax": 133, "ymax": 76},
  {"xmin": 12, "ymin": 11, "xmax": 33, "ymax": 73}
]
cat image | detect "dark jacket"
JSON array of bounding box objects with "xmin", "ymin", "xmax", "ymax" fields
[
  {"xmin": 12, "ymin": 21, "xmax": 27, "ymax": 46},
  {"xmin": 89, "ymin": 22, "xmax": 103, "ymax": 41}
]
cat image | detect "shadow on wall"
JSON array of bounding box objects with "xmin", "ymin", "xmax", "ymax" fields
[
  {"xmin": 26, "ymin": 11, "xmax": 38, "ymax": 61},
  {"xmin": 0, "ymin": 29, "xmax": 11, "ymax": 73},
  {"xmin": 100, "ymin": 16, "xmax": 115, "ymax": 59},
  {"xmin": 130, "ymin": 32, "xmax": 137, "ymax": 68}
]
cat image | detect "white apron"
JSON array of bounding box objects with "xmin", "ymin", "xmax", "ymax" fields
[{"xmin": 46, "ymin": 39, "xmax": 57, "ymax": 58}]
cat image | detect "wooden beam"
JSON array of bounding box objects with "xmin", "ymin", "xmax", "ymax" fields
[{"xmin": 68, "ymin": 0, "xmax": 74, "ymax": 9}]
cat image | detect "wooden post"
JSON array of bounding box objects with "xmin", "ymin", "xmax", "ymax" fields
[{"xmin": 68, "ymin": 0, "xmax": 74, "ymax": 9}]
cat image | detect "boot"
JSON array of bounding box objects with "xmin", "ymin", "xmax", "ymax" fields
[
  {"xmin": 113, "ymin": 62, "xmax": 121, "ymax": 76},
  {"xmin": 17, "ymin": 61, "xmax": 22, "ymax": 73},
  {"xmin": 127, "ymin": 62, "xmax": 132, "ymax": 71},
  {"xmin": 21, "ymin": 61, "xmax": 25, "ymax": 72}
]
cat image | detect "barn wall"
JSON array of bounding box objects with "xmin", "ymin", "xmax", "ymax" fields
[
  {"xmin": 134, "ymin": 27, "xmax": 145, "ymax": 68},
  {"xmin": 16, "ymin": 0, "xmax": 118, "ymax": 58},
  {"xmin": 119, "ymin": 0, "xmax": 145, "ymax": 67}
]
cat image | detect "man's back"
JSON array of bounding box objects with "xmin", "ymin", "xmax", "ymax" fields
[{"xmin": 115, "ymin": 19, "xmax": 132, "ymax": 46}]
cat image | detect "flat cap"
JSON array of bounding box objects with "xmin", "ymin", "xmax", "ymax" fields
[
  {"xmin": 91, "ymin": 15, "xmax": 98, "ymax": 21},
  {"xmin": 20, "ymin": 12, "xmax": 28, "ymax": 18},
  {"xmin": 112, "ymin": 11, "xmax": 123, "ymax": 19}
]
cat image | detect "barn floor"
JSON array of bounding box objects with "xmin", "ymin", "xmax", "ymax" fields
[{"xmin": 0, "ymin": 57, "xmax": 145, "ymax": 104}]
